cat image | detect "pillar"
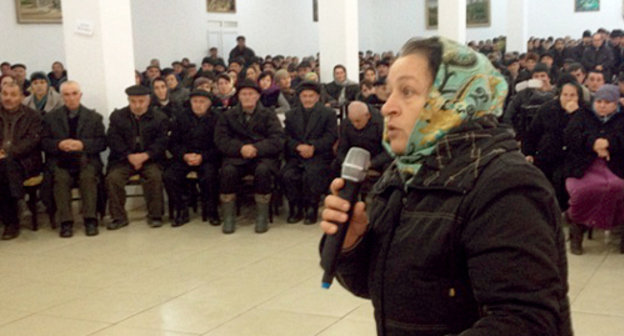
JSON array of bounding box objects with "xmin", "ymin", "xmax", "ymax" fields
[
  {"xmin": 439, "ymin": 0, "xmax": 467, "ymax": 43},
  {"xmin": 318, "ymin": 0, "xmax": 359, "ymax": 84}
]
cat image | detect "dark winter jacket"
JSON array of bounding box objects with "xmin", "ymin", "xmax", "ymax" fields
[
  {"xmin": 522, "ymin": 99, "xmax": 576, "ymax": 173},
  {"xmin": 563, "ymin": 108, "xmax": 624, "ymax": 179},
  {"xmin": 228, "ymin": 46, "xmax": 256, "ymax": 66},
  {"xmin": 214, "ymin": 103, "xmax": 285, "ymax": 171},
  {"xmin": 324, "ymin": 82, "xmax": 360, "ymax": 103},
  {"xmin": 582, "ymin": 44, "xmax": 615, "ymax": 79},
  {"xmin": 0, "ymin": 105, "xmax": 42, "ymax": 178},
  {"xmin": 169, "ymin": 107, "xmax": 220, "ymax": 164},
  {"xmin": 336, "ymin": 107, "xmax": 391, "ymax": 171},
  {"xmin": 106, "ymin": 107, "xmax": 169, "ymax": 167},
  {"xmin": 323, "ymin": 116, "xmax": 572, "ymax": 336},
  {"xmin": 41, "ymin": 105, "xmax": 106, "ymax": 172},
  {"xmin": 502, "ymin": 88, "xmax": 554, "ymax": 140}
]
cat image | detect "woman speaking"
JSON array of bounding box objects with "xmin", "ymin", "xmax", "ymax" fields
[{"xmin": 320, "ymin": 37, "xmax": 572, "ymax": 336}]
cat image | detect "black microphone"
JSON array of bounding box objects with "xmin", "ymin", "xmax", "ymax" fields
[{"xmin": 321, "ymin": 147, "xmax": 371, "ymax": 289}]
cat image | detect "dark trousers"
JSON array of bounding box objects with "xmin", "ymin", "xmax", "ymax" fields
[
  {"xmin": 0, "ymin": 159, "xmax": 19, "ymax": 226},
  {"xmin": 105, "ymin": 162, "xmax": 164, "ymax": 221},
  {"xmin": 164, "ymin": 161, "xmax": 218, "ymax": 212},
  {"xmin": 220, "ymin": 161, "xmax": 272, "ymax": 195},
  {"xmin": 53, "ymin": 164, "xmax": 99, "ymax": 224},
  {"xmin": 281, "ymin": 164, "xmax": 321, "ymax": 204}
]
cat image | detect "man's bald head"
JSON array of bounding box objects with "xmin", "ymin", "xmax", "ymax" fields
[{"xmin": 347, "ymin": 101, "xmax": 371, "ymax": 130}]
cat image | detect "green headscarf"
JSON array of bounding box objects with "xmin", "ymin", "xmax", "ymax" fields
[{"xmin": 383, "ymin": 37, "xmax": 508, "ymax": 182}]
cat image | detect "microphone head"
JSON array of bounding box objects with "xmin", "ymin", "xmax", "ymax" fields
[{"xmin": 341, "ymin": 147, "xmax": 371, "ymax": 183}]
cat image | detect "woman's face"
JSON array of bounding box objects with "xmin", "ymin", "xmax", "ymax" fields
[
  {"xmin": 259, "ymin": 75, "xmax": 272, "ymax": 90},
  {"xmin": 153, "ymin": 80, "xmax": 168, "ymax": 101},
  {"xmin": 246, "ymin": 67, "xmax": 258, "ymax": 81},
  {"xmin": 217, "ymin": 78, "xmax": 232, "ymax": 95},
  {"xmin": 559, "ymin": 84, "xmax": 578, "ymax": 108},
  {"xmin": 364, "ymin": 69, "xmax": 376, "ymax": 83},
  {"xmin": 381, "ymin": 53, "xmax": 433, "ymax": 155},
  {"xmin": 278, "ymin": 76, "xmax": 291, "ymax": 89},
  {"xmin": 594, "ymin": 99, "xmax": 617, "ymax": 117}
]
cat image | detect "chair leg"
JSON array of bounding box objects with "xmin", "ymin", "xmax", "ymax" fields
[{"xmin": 26, "ymin": 187, "xmax": 38, "ymax": 231}]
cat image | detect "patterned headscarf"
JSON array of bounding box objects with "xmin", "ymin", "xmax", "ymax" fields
[{"xmin": 383, "ymin": 37, "xmax": 508, "ymax": 182}]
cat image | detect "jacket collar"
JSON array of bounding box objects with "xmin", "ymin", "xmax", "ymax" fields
[{"xmin": 374, "ymin": 116, "xmax": 518, "ymax": 195}]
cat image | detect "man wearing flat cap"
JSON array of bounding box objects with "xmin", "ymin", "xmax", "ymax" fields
[
  {"xmin": 105, "ymin": 85, "xmax": 169, "ymax": 229},
  {"xmin": 164, "ymin": 90, "xmax": 221, "ymax": 227},
  {"xmin": 281, "ymin": 81, "xmax": 337, "ymax": 224},
  {"xmin": 214, "ymin": 79, "xmax": 284, "ymax": 234}
]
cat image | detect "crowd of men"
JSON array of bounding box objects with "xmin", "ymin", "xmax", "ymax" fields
[
  {"xmin": 0, "ymin": 35, "xmax": 391, "ymax": 240},
  {"xmin": 2, "ymin": 29, "xmax": 623, "ymax": 248}
]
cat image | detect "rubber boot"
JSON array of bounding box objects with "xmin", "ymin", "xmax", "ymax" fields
[
  {"xmin": 220, "ymin": 194, "xmax": 236, "ymax": 234},
  {"xmin": 255, "ymin": 194, "xmax": 270, "ymax": 233},
  {"xmin": 287, "ymin": 200, "xmax": 303, "ymax": 224}
]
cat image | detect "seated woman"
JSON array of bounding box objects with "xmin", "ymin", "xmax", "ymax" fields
[
  {"xmin": 150, "ymin": 77, "xmax": 181, "ymax": 121},
  {"xmin": 22, "ymin": 72, "xmax": 63, "ymax": 114},
  {"xmin": 523, "ymin": 74, "xmax": 587, "ymax": 211},
  {"xmin": 258, "ymin": 71, "xmax": 279, "ymax": 109},
  {"xmin": 214, "ymin": 73, "xmax": 237, "ymax": 108},
  {"xmin": 564, "ymin": 84, "xmax": 624, "ymax": 255}
]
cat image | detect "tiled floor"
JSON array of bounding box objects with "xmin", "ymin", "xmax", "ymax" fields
[{"xmin": 0, "ymin": 207, "xmax": 622, "ymax": 335}]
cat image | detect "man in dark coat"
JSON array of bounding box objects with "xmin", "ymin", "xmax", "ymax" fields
[
  {"xmin": 281, "ymin": 81, "xmax": 337, "ymax": 224},
  {"xmin": 334, "ymin": 101, "xmax": 391, "ymax": 176},
  {"xmin": 105, "ymin": 85, "xmax": 169, "ymax": 230},
  {"xmin": 41, "ymin": 81, "xmax": 106, "ymax": 238},
  {"xmin": 0, "ymin": 82, "xmax": 42, "ymax": 240},
  {"xmin": 164, "ymin": 90, "xmax": 221, "ymax": 227},
  {"xmin": 582, "ymin": 33, "xmax": 615, "ymax": 81},
  {"xmin": 324, "ymin": 65, "xmax": 360, "ymax": 105},
  {"xmin": 228, "ymin": 36, "xmax": 256, "ymax": 67},
  {"xmin": 567, "ymin": 30, "xmax": 592, "ymax": 62},
  {"xmin": 214, "ymin": 79, "xmax": 285, "ymax": 234}
]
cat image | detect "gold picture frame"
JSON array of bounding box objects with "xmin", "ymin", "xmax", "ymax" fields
[
  {"xmin": 207, "ymin": 0, "xmax": 236, "ymax": 13},
  {"xmin": 426, "ymin": 0, "xmax": 491, "ymax": 30},
  {"xmin": 15, "ymin": 0, "xmax": 62, "ymax": 24}
]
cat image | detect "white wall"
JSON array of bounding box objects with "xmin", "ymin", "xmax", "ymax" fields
[
  {"xmin": 129, "ymin": 0, "xmax": 319, "ymax": 70},
  {"xmin": 0, "ymin": 0, "xmax": 65, "ymax": 74},
  {"xmin": 3, "ymin": 0, "xmax": 624, "ymax": 73}
]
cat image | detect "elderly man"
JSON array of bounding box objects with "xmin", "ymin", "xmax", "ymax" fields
[
  {"xmin": 165, "ymin": 90, "xmax": 221, "ymax": 227},
  {"xmin": 0, "ymin": 83, "xmax": 42, "ymax": 240},
  {"xmin": 105, "ymin": 85, "xmax": 169, "ymax": 230},
  {"xmin": 281, "ymin": 81, "xmax": 337, "ymax": 224},
  {"xmin": 334, "ymin": 101, "xmax": 391, "ymax": 176},
  {"xmin": 214, "ymin": 79, "xmax": 284, "ymax": 234},
  {"xmin": 23, "ymin": 72, "xmax": 63, "ymax": 114},
  {"xmin": 41, "ymin": 81, "xmax": 106, "ymax": 237},
  {"xmin": 582, "ymin": 33, "xmax": 615, "ymax": 81}
]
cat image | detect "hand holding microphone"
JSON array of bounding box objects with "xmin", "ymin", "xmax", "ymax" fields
[{"xmin": 320, "ymin": 147, "xmax": 370, "ymax": 289}]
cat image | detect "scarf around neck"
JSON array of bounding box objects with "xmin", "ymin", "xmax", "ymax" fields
[{"xmin": 383, "ymin": 37, "xmax": 508, "ymax": 183}]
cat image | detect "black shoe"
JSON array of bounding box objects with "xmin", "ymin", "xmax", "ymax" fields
[
  {"xmin": 60, "ymin": 221, "xmax": 73, "ymax": 238},
  {"xmin": 207, "ymin": 212, "xmax": 221, "ymax": 226},
  {"xmin": 286, "ymin": 202, "xmax": 303, "ymax": 224},
  {"xmin": 173, "ymin": 209, "xmax": 189, "ymax": 227},
  {"xmin": 304, "ymin": 205, "xmax": 318, "ymax": 225},
  {"xmin": 148, "ymin": 217, "xmax": 163, "ymax": 228},
  {"xmin": 1, "ymin": 224, "xmax": 20, "ymax": 240},
  {"xmin": 107, "ymin": 219, "xmax": 128, "ymax": 230},
  {"xmin": 84, "ymin": 218, "xmax": 99, "ymax": 236}
]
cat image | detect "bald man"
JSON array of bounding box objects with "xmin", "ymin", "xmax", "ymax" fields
[{"xmin": 333, "ymin": 101, "xmax": 391, "ymax": 176}]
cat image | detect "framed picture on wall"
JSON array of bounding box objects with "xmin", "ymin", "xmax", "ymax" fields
[
  {"xmin": 575, "ymin": 0, "xmax": 599, "ymax": 12},
  {"xmin": 15, "ymin": 0, "xmax": 62, "ymax": 24},
  {"xmin": 425, "ymin": 0, "xmax": 491, "ymax": 29},
  {"xmin": 207, "ymin": 0, "xmax": 236, "ymax": 13}
]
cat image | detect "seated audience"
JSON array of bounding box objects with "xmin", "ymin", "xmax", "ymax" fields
[
  {"xmin": 41, "ymin": 81, "xmax": 106, "ymax": 238},
  {"xmin": 274, "ymin": 69, "xmax": 295, "ymax": 115},
  {"xmin": 11, "ymin": 64, "xmax": 30, "ymax": 97},
  {"xmin": 150, "ymin": 77, "xmax": 181, "ymax": 121},
  {"xmin": 503, "ymin": 63, "xmax": 555, "ymax": 141},
  {"xmin": 355, "ymin": 80, "xmax": 374, "ymax": 102},
  {"xmin": 334, "ymin": 101, "xmax": 391, "ymax": 176},
  {"xmin": 214, "ymin": 79, "xmax": 285, "ymax": 234},
  {"xmin": 0, "ymin": 75, "xmax": 15, "ymax": 88},
  {"xmin": 22, "ymin": 72, "xmax": 63, "ymax": 114},
  {"xmin": 181, "ymin": 63, "xmax": 198, "ymax": 89},
  {"xmin": 585, "ymin": 69, "xmax": 606, "ymax": 94},
  {"xmin": 258, "ymin": 71, "xmax": 280, "ymax": 109},
  {"xmin": 0, "ymin": 62, "xmax": 11, "ymax": 76},
  {"xmin": 523, "ymin": 76, "xmax": 587, "ymax": 210},
  {"xmin": 165, "ymin": 90, "xmax": 221, "ymax": 227},
  {"xmin": 164, "ymin": 72, "xmax": 190, "ymax": 105},
  {"xmin": 143, "ymin": 65, "xmax": 161, "ymax": 86},
  {"xmin": 0, "ymin": 83, "xmax": 42, "ymax": 240},
  {"xmin": 105, "ymin": 85, "xmax": 168, "ymax": 230},
  {"xmin": 564, "ymin": 84, "xmax": 624, "ymax": 255},
  {"xmin": 215, "ymin": 73, "xmax": 237, "ymax": 108},
  {"xmin": 324, "ymin": 65, "xmax": 359, "ymax": 105},
  {"xmin": 281, "ymin": 81, "xmax": 337, "ymax": 224},
  {"xmin": 582, "ymin": 32, "xmax": 615, "ymax": 81},
  {"xmin": 47, "ymin": 61, "xmax": 67, "ymax": 92}
]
